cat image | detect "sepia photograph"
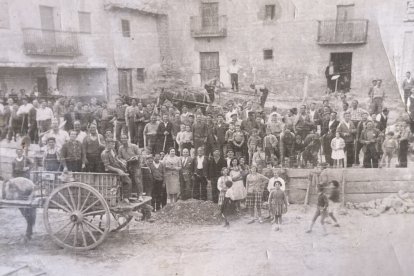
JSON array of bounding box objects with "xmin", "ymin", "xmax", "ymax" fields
[{"xmin": 0, "ymin": 0, "xmax": 413, "ymax": 275}]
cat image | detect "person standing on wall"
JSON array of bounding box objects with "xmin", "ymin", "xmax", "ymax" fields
[
  {"xmin": 402, "ymin": 71, "xmax": 414, "ymax": 105},
  {"xmin": 227, "ymin": 59, "xmax": 241, "ymax": 92}
]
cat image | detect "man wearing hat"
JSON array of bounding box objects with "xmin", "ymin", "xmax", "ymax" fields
[{"xmin": 101, "ymin": 138, "xmax": 133, "ymax": 203}]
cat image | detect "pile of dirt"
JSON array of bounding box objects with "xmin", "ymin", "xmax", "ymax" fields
[
  {"xmin": 346, "ymin": 190, "xmax": 414, "ymax": 217},
  {"xmin": 154, "ymin": 199, "xmax": 222, "ymax": 225}
]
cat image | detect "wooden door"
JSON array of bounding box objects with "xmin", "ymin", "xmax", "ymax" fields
[
  {"xmin": 40, "ymin": 6, "xmax": 55, "ymax": 50},
  {"xmin": 200, "ymin": 52, "xmax": 220, "ymax": 84},
  {"xmin": 336, "ymin": 5, "xmax": 355, "ymax": 42},
  {"xmin": 336, "ymin": 5, "xmax": 354, "ymax": 21},
  {"xmin": 118, "ymin": 69, "xmax": 132, "ymax": 96},
  {"xmin": 201, "ymin": 2, "xmax": 219, "ymax": 30},
  {"xmin": 40, "ymin": 6, "xmax": 55, "ymax": 30},
  {"xmin": 37, "ymin": 77, "xmax": 48, "ymax": 95}
]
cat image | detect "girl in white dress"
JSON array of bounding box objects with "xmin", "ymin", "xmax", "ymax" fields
[{"xmin": 330, "ymin": 132, "xmax": 345, "ymax": 168}]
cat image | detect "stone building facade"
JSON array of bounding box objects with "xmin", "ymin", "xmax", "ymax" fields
[
  {"xmin": 0, "ymin": 0, "xmax": 165, "ymax": 101},
  {"xmin": 165, "ymin": 0, "xmax": 399, "ymax": 100},
  {"xmin": 0, "ymin": 0, "xmax": 404, "ymax": 102}
]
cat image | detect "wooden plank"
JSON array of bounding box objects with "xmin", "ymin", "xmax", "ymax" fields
[
  {"xmin": 346, "ymin": 181, "xmax": 414, "ymax": 194},
  {"xmin": 342, "ymin": 168, "xmax": 414, "ymax": 182},
  {"xmin": 286, "ymin": 169, "xmax": 313, "ymax": 178},
  {"xmin": 346, "ymin": 193, "xmax": 414, "ymax": 203}
]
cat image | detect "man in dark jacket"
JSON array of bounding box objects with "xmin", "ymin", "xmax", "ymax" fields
[
  {"xmin": 157, "ymin": 114, "xmax": 174, "ymax": 153},
  {"xmin": 208, "ymin": 148, "xmax": 227, "ymax": 203},
  {"xmin": 63, "ymin": 103, "xmax": 80, "ymax": 132}
]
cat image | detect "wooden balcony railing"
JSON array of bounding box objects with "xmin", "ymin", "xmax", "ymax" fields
[
  {"xmin": 190, "ymin": 15, "xmax": 227, "ymax": 38},
  {"xmin": 22, "ymin": 28, "xmax": 81, "ymax": 57},
  {"xmin": 317, "ymin": 20, "xmax": 369, "ymax": 45}
]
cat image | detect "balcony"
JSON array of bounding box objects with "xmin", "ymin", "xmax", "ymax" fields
[
  {"xmin": 190, "ymin": 15, "xmax": 227, "ymax": 38},
  {"xmin": 317, "ymin": 20, "xmax": 369, "ymax": 45},
  {"xmin": 22, "ymin": 28, "xmax": 80, "ymax": 57}
]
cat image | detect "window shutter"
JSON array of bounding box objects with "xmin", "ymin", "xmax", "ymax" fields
[
  {"xmin": 257, "ymin": 5, "xmax": 266, "ymax": 21},
  {"xmin": 275, "ymin": 0, "xmax": 283, "ymax": 21}
]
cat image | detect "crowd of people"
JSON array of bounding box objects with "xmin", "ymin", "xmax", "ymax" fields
[{"xmin": 4, "ymin": 76, "xmax": 413, "ymax": 228}]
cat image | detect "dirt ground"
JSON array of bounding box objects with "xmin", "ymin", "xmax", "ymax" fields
[{"xmin": 0, "ymin": 206, "xmax": 413, "ymax": 276}]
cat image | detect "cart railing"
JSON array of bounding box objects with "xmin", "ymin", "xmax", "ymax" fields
[{"xmin": 31, "ymin": 171, "xmax": 121, "ymax": 207}]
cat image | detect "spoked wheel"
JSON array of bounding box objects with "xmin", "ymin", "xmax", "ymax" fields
[{"xmin": 43, "ymin": 182, "xmax": 111, "ymax": 251}]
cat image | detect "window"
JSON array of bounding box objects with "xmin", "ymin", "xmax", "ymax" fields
[
  {"xmin": 121, "ymin": 19, "xmax": 130, "ymax": 37},
  {"xmin": 263, "ymin": 49, "xmax": 273, "ymax": 60},
  {"xmin": 78, "ymin": 12, "xmax": 91, "ymax": 33},
  {"xmin": 137, "ymin": 68, "xmax": 145, "ymax": 83},
  {"xmin": 118, "ymin": 69, "xmax": 132, "ymax": 95},
  {"xmin": 265, "ymin": 5, "xmax": 276, "ymax": 20},
  {"xmin": 0, "ymin": 0, "xmax": 9, "ymax": 29}
]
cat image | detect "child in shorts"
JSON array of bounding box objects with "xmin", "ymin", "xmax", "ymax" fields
[
  {"xmin": 380, "ymin": 131, "xmax": 398, "ymax": 168},
  {"xmin": 327, "ymin": 180, "xmax": 340, "ymax": 227},
  {"xmin": 221, "ymin": 180, "xmax": 236, "ymax": 227},
  {"xmin": 306, "ymin": 184, "xmax": 328, "ymax": 235}
]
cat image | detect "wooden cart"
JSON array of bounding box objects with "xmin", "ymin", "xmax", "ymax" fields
[{"xmin": 0, "ymin": 171, "xmax": 151, "ymax": 251}]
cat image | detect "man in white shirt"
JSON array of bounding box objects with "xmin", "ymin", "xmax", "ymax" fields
[
  {"xmin": 227, "ymin": 59, "xmax": 241, "ymax": 92},
  {"xmin": 267, "ymin": 171, "xmax": 286, "ymax": 192},
  {"xmin": 41, "ymin": 119, "xmax": 69, "ymax": 150},
  {"xmin": 193, "ymin": 147, "xmax": 208, "ymax": 200},
  {"xmin": 16, "ymin": 97, "xmax": 33, "ymax": 135},
  {"xmin": 73, "ymin": 120, "xmax": 87, "ymax": 143},
  {"xmin": 37, "ymin": 100, "xmax": 55, "ymax": 134}
]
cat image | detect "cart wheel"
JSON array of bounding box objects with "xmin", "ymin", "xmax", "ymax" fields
[
  {"xmin": 110, "ymin": 211, "xmax": 133, "ymax": 232},
  {"xmin": 43, "ymin": 182, "xmax": 111, "ymax": 251}
]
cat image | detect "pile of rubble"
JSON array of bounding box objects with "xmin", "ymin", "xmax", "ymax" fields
[
  {"xmin": 154, "ymin": 199, "xmax": 222, "ymax": 225},
  {"xmin": 346, "ymin": 191, "xmax": 414, "ymax": 217}
]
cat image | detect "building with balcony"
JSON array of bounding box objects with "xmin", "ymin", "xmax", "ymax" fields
[
  {"xmin": 165, "ymin": 0, "xmax": 398, "ymax": 101},
  {"xmin": 0, "ymin": 0, "xmax": 167, "ymax": 100}
]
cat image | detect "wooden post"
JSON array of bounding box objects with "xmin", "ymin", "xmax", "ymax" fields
[{"xmin": 341, "ymin": 170, "xmax": 346, "ymax": 207}]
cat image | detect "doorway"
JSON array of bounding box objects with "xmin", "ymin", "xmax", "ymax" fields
[
  {"xmin": 200, "ymin": 52, "xmax": 220, "ymax": 84},
  {"xmin": 330, "ymin": 52, "xmax": 352, "ymax": 92},
  {"xmin": 37, "ymin": 77, "xmax": 48, "ymax": 95}
]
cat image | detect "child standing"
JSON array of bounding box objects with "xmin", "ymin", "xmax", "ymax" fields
[
  {"xmin": 221, "ymin": 180, "xmax": 236, "ymax": 227},
  {"xmin": 380, "ymin": 131, "xmax": 398, "ymax": 168},
  {"xmin": 248, "ymin": 128, "xmax": 261, "ymax": 165},
  {"xmin": 330, "ymin": 132, "xmax": 345, "ymax": 168},
  {"xmin": 232, "ymin": 124, "xmax": 245, "ymax": 159},
  {"xmin": 263, "ymin": 128, "xmax": 278, "ymax": 163},
  {"xmin": 268, "ymin": 181, "xmax": 288, "ymax": 231},
  {"xmin": 224, "ymin": 123, "xmax": 235, "ymax": 155},
  {"xmin": 306, "ymin": 184, "xmax": 329, "ymax": 235},
  {"xmin": 252, "ymin": 145, "xmax": 266, "ymax": 170},
  {"xmin": 327, "ymin": 180, "xmax": 340, "ymax": 227},
  {"xmin": 217, "ymin": 167, "xmax": 232, "ymax": 207}
]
